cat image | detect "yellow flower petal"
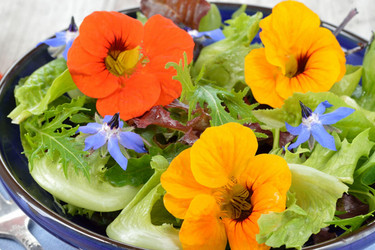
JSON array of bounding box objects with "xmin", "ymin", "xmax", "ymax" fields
[
  {"xmin": 245, "ymin": 1, "xmax": 345, "ymax": 108},
  {"xmin": 224, "ymin": 217, "xmax": 269, "ymax": 250},
  {"xmin": 260, "ymin": 1, "xmax": 320, "ymax": 72},
  {"xmin": 244, "ymin": 48, "xmax": 285, "ymax": 108},
  {"xmin": 160, "ymin": 148, "xmax": 210, "ymax": 200},
  {"xmin": 241, "ymin": 154, "xmax": 291, "ymax": 195},
  {"xmin": 179, "ymin": 194, "xmax": 227, "ymax": 250},
  {"xmin": 163, "ymin": 193, "xmax": 192, "ymax": 219},
  {"xmin": 190, "ymin": 123, "xmax": 258, "ymax": 188}
]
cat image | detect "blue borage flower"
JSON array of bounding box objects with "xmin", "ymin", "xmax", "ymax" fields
[
  {"xmin": 187, "ymin": 28, "xmax": 225, "ymax": 46},
  {"xmin": 39, "ymin": 17, "xmax": 78, "ymax": 60},
  {"xmin": 78, "ymin": 113, "xmax": 146, "ymax": 170},
  {"xmin": 286, "ymin": 101, "xmax": 355, "ymax": 151}
]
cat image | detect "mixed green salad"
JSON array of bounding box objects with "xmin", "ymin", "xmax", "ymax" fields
[{"xmin": 7, "ymin": 0, "xmax": 375, "ymax": 249}]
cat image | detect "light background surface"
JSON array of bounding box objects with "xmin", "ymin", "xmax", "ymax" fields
[
  {"xmin": 0, "ymin": 0, "xmax": 374, "ymax": 249},
  {"xmin": 0, "ymin": 0, "xmax": 374, "ymax": 74}
]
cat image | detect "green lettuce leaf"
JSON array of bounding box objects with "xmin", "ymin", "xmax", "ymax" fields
[
  {"xmin": 326, "ymin": 210, "xmax": 375, "ymax": 234},
  {"xmin": 303, "ymin": 130, "xmax": 374, "ymax": 184},
  {"xmin": 104, "ymin": 154, "xmax": 154, "ymax": 187},
  {"xmin": 167, "ymin": 54, "xmax": 257, "ymax": 126},
  {"xmin": 274, "ymin": 130, "xmax": 374, "ymax": 184},
  {"xmin": 253, "ymin": 91, "xmax": 375, "ymax": 141},
  {"xmin": 8, "ymin": 58, "xmax": 70, "ymax": 124},
  {"xmin": 257, "ymin": 164, "xmax": 348, "ymax": 248},
  {"xmin": 19, "ymin": 97, "xmax": 142, "ymax": 212},
  {"xmin": 21, "ymin": 97, "xmax": 89, "ymax": 177},
  {"xmin": 198, "ymin": 3, "xmax": 221, "ymax": 32},
  {"xmin": 358, "ymin": 35, "xmax": 375, "ymax": 109},
  {"xmin": 29, "ymin": 150, "xmax": 141, "ymax": 212},
  {"xmin": 330, "ymin": 65, "xmax": 362, "ymax": 96},
  {"xmin": 107, "ymin": 155, "xmax": 181, "ymax": 249},
  {"xmin": 192, "ymin": 11, "xmax": 262, "ymax": 90}
]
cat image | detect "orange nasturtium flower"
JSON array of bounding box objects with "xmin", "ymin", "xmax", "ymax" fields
[
  {"xmin": 161, "ymin": 123, "xmax": 291, "ymax": 249},
  {"xmin": 67, "ymin": 11, "xmax": 194, "ymax": 120},
  {"xmin": 244, "ymin": 1, "xmax": 346, "ymax": 108}
]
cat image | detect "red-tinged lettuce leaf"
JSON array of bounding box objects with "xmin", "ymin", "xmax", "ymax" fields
[
  {"xmin": 133, "ymin": 106, "xmax": 187, "ymax": 131},
  {"xmin": 132, "ymin": 105, "xmax": 211, "ymax": 145},
  {"xmin": 140, "ymin": 0, "xmax": 211, "ymax": 29}
]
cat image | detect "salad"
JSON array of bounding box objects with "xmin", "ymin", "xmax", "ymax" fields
[{"xmin": 6, "ymin": 0, "xmax": 375, "ymax": 249}]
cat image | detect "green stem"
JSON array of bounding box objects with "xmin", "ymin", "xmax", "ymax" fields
[{"xmin": 272, "ymin": 128, "xmax": 280, "ymax": 150}]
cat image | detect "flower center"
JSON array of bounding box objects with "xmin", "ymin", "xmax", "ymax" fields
[
  {"xmin": 105, "ymin": 46, "xmax": 140, "ymax": 77},
  {"xmin": 284, "ymin": 54, "xmax": 309, "ymax": 78},
  {"xmin": 215, "ymin": 178, "xmax": 252, "ymax": 221}
]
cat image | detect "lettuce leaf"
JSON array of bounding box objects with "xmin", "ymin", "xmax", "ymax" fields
[
  {"xmin": 107, "ymin": 155, "xmax": 181, "ymax": 249},
  {"xmin": 257, "ymin": 164, "xmax": 348, "ymax": 248},
  {"xmin": 167, "ymin": 54, "xmax": 258, "ymax": 126},
  {"xmin": 29, "ymin": 150, "xmax": 141, "ymax": 212},
  {"xmin": 20, "ymin": 97, "xmax": 143, "ymax": 212},
  {"xmin": 198, "ymin": 3, "xmax": 221, "ymax": 31},
  {"xmin": 8, "ymin": 58, "xmax": 70, "ymax": 124},
  {"xmin": 192, "ymin": 12, "xmax": 262, "ymax": 90},
  {"xmin": 303, "ymin": 130, "xmax": 374, "ymax": 184},
  {"xmin": 330, "ymin": 65, "xmax": 362, "ymax": 96},
  {"xmin": 358, "ymin": 36, "xmax": 375, "ymax": 110}
]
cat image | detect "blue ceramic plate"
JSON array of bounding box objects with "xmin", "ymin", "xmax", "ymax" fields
[{"xmin": 0, "ymin": 3, "xmax": 371, "ymax": 250}]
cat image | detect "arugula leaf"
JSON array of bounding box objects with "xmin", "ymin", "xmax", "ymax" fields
[
  {"xmin": 8, "ymin": 58, "xmax": 68, "ymax": 124},
  {"xmin": 167, "ymin": 54, "xmax": 258, "ymax": 126},
  {"xmin": 21, "ymin": 97, "xmax": 89, "ymax": 178},
  {"xmin": 327, "ymin": 211, "xmax": 374, "ymax": 234},
  {"xmin": 257, "ymin": 164, "xmax": 348, "ymax": 249}
]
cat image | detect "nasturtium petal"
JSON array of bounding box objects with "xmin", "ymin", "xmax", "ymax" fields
[
  {"xmin": 160, "ymin": 149, "xmax": 210, "ymax": 200},
  {"xmin": 143, "ymin": 14, "xmax": 194, "ymax": 63},
  {"xmin": 241, "ymin": 154, "xmax": 291, "ymax": 195},
  {"xmin": 78, "ymin": 11, "xmax": 143, "ymax": 58},
  {"xmin": 190, "ymin": 123, "xmax": 258, "ymax": 188},
  {"xmin": 163, "ymin": 193, "xmax": 192, "ymax": 219},
  {"xmin": 224, "ymin": 217, "xmax": 269, "ymax": 250},
  {"xmin": 96, "ymin": 72, "xmax": 161, "ymax": 120},
  {"xmin": 179, "ymin": 194, "xmax": 227, "ymax": 250},
  {"xmin": 260, "ymin": 1, "xmax": 320, "ymax": 70},
  {"xmin": 244, "ymin": 48, "xmax": 284, "ymax": 108}
]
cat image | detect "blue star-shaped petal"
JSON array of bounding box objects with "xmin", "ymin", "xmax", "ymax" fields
[
  {"xmin": 285, "ymin": 101, "xmax": 355, "ymax": 151},
  {"xmin": 78, "ymin": 113, "xmax": 146, "ymax": 170},
  {"xmin": 38, "ymin": 17, "xmax": 78, "ymax": 60},
  {"xmin": 187, "ymin": 28, "xmax": 225, "ymax": 46}
]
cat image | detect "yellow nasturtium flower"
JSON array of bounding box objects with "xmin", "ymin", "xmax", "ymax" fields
[
  {"xmin": 245, "ymin": 1, "xmax": 346, "ymax": 108},
  {"xmin": 161, "ymin": 123, "xmax": 291, "ymax": 249}
]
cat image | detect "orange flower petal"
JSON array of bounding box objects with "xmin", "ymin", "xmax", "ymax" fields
[
  {"xmin": 160, "ymin": 148, "xmax": 210, "ymax": 200},
  {"xmin": 224, "ymin": 218, "xmax": 269, "ymax": 250},
  {"xmin": 244, "ymin": 48, "xmax": 284, "ymax": 108},
  {"xmin": 96, "ymin": 71, "xmax": 161, "ymax": 119},
  {"xmin": 143, "ymin": 14, "xmax": 194, "ymax": 63},
  {"xmin": 251, "ymin": 184, "xmax": 287, "ymax": 213},
  {"xmin": 190, "ymin": 123, "xmax": 258, "ymax": 188},
  {"xmin": 78, "ymin": 11, "xmax": 143, "ymax": 58},
  {"xmin": 163, "ymin": 193, "xmax": 192, "ymax": 219},
  {"xmin": 144, "ymin": 56, "xmax": 183, "ymax": 106},
  {"xmin": 179, "ymin": 194, "xmax": 227, "ymax": 249},
  {"xmin": 240, "ymin": 154, "xmax": 291, "ymax": 197},
  {"xmin": 260, "ymin": 1, "xmax": 320, "ymax": 71}
]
